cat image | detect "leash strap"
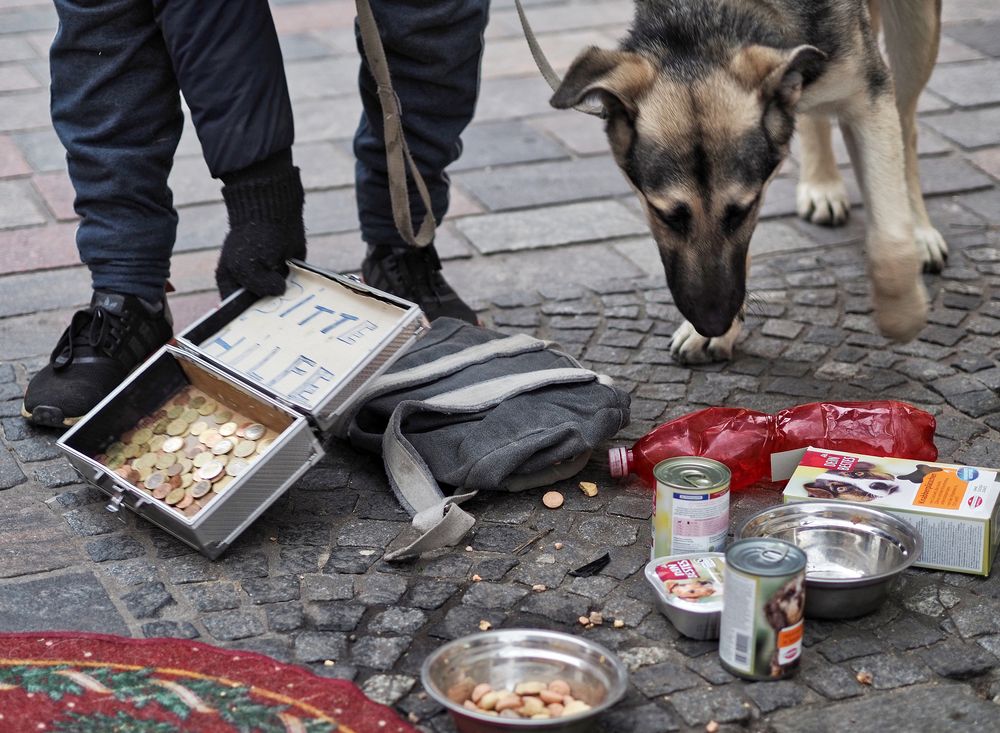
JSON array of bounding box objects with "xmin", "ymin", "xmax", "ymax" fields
[
  {"xmin": 513, "ymin": 0, "xmax": 605, "ymax": 118},
  {"xmin": 355, "ymin": 0, "xmax": 436, "ymax": 247}
]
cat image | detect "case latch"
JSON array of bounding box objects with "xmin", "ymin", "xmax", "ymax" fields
[{"xmin": 105, "ymin": 488, "xmax": 126, "ymax": 514}]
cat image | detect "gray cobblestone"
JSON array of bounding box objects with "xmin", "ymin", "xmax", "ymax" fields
[{"xmin": 121, "ymin": 582, "xmax": 174, "ymax": 619}]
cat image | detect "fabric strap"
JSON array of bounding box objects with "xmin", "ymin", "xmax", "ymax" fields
[
  {"xmin": 355, "ymin": 0, "xmax": 437, "ymax": 247},
  {"xmin": 513, "ymin": 0, "xmax": 605, "ymax": 118}
]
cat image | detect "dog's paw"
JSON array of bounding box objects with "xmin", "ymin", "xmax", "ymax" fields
[
  {"xmin": 915, "ymin": 225, "xmax": 948, "ymax": 273},
  {"xmin": 670, "ymin": 320, "xmax": 741, "ymax": 364},
  {"xmin": 796, "ymin": 180, "xmax": 850, "ymax": 227},
  {"xmin": 873, "ymin": 279, "xmax": 929, "ymax": 343}
]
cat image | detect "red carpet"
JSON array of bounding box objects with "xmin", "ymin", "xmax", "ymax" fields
[{"xmin": 0, "ymin": 632, "xmax": 417, "ymax": 733}]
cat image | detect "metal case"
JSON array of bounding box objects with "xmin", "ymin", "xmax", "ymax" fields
[{"xmin": 58, "ymin": 262, "xmax": 424, "ymax": 558}]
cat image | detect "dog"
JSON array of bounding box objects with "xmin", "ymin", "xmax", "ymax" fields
[
  {"xmin": 803, "ymin": 460, "xmax": 900, "ymax": 501},
  {"xmin": 763, "ymin": 573, "xmax": 805, "ymax": 676},
  {"xmin": 551, "ymin": 0, "xmax": 941, "ymax": 364}
]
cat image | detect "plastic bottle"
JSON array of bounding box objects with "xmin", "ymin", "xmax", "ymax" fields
[{"xmin": 608, "ymin": 401, "xmax": 937, "ymax": 490}]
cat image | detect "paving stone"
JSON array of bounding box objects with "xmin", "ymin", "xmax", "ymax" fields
[
  {"xmin": 361, "ymin": 674, "xmax": 416, "ymax": 707},
  {"xmin": 32, "ymin": 462, "xmax": 80, "ymax": 488},
  {"xmin": 461, "ymin": 581, "xmax": 530, "ymax": 608},
  {"xmin": 242, "ymin": 575, "xmax": 300, "ymax": 604},
  {"xmin": 929, "ymin": 59, "xmax": 1000, "ymax": 107},
  {"xmin": 744, "ymin": 679, "xmax": 807, "ymax": 713},
  {"xmin": 848, "ymin": 653, "xmax": 930, "ymax": 689},
  {"xmin": 121, "ymin": 582, "xmax": 174, "ymax": 619},
  {"xmin": 770, "ymin": 683, "xmax": 1000, "ymax": 733},
  {"xmin": 951, "ymin": 595, "xmax": 1000, "ymax": 637},
  {"xmin": 302, "ymin": 574, "xmax": 355, "ymax": 602},
  {"xmin": 685, "ymin": 654, "xmax": 736, "ymax": 685},
  {"xmin": 294, "ymin": 631, "xmax": 349, "ymax": 663},
  {"xmin": 519, "ymin": 590, "xmax": 591, "ymax": 620},
  {"xmin": 510, "ymin": 561, "xmax": 568, "ymax": 588},
  {"xmin": 99, "ymin": 559, "xmax": 158, "ymax": 587},
  {"xmin": 919, "ymin": 640, "xmax": 997, "ymax": 679},
  {"xmin": 369, "ymin": 607, "xmax": 427, "ymax": 635},
  {"xmin": 0, "ymin": 446, "xmax": 25, "ymax": 490},
  {"xmin": 430, "ymin": 605, "xmax": 508, "ymax": 641},
  {"xmin": 61, "ymin": 507, "xmax": 121, "ymax": 536},
  {"xmin": 356, "ymin": 573, "xmax": 408, "ymax": 606},
  {"xmin": 267, "ymin": 602, "xmax": 305, "ymax": 633},
  {"xmin": 456, "ymin": 200, "xmax": 646, "ymax": 254},
  {"xmin": 450, "ymin": 120, "xmax": 568, "ymax": 171},
  {"xmin": 879, "ymin": 615, "xmax": 947, "ymax": 650},
  {"xmin": 183, "ymin": 582, "xmax": 241, "ymax": 613},
  {"xmin": 306, "ymin": 601, "xmax": 366, "ymax": 632},
  {"xmin": 159, "ymin": 554, "xmax": 222, "ymax": 584},
  {"xmin": 351, "ymin": 636, "xmax": 411, "ymax": 671},
  {"xmin": 816, "ymin": 635, "xmax": 885, "ymax": 663},
  {"xmin": 801, "ymin": 662, "xmax": 864, "ymax": 700},
  {"xmin": 0, "ymin": 571, "xmax": 129, "ymax": 634},
  {"xmin": 324, "ymin": 546, "xmax": 382, "ymax": 574},
  {"xmin": 202, "ymin": 613, "xmax": 265, "ymax": 641},
  {"xmin": 632, "ymin": 661, "xmax": 702, "ymax": 697},
  {"xmin": 85, "ymin": 535, "xmax": 146, "ymax": 562},
  {"xmin": 667, "ymin": 685, "xmax": 751, "ymax": 725},
  {"xmin": 404, "ymin": 581, "xmax": 460, "ymax": 610},
  {"xmin": 141, "ymin": 621, "xmax": 199, "ymax": 639},
  {"xmin": 576, "ymin": 515, "xmax": 638, "ymax": 547},
  {"xmin": 598, "ymin": 703, "xmax": 683, "ymax": 732},
  {"xmin": 10, "ymin": 436, "xmax": 63, "ymax": 462},
  {"xmin": 471, "ymin": 523, "xmax": 536, "ymax": 552}
]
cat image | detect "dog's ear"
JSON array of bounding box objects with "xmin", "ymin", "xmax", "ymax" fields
[
  {"xmin": 551, "ymin": 47, "xmax": 656, "ymax": 116},
  {"xmin": 731, "ymin": 44, "xmax": 826, "ymax": 108}
]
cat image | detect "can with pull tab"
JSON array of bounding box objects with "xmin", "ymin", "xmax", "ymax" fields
[{"xmin": 651, "ymin": 456, "xmax": 731, "ymax": 559}]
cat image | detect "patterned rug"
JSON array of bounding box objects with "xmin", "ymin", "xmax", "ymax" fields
[{"xmin": 0, "ymin": 632, "xmax": 417, "ymax": 733}]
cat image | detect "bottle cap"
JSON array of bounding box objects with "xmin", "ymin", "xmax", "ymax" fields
[{"xmin": 608, "ymin": 446, "xmax": 630, "ymax": 478}]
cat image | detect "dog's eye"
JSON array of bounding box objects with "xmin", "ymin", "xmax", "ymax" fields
[
  {"xmin": 722, "ymin": 201, "xmax": 754, "ymax": 233},
  {"xmin": 653, "ymin": 204, "xmax": 691, "ymax": 236}
]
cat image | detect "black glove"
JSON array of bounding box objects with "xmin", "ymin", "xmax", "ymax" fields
[{"xmin": 217, "ymin": 151, "xmax": 306, "ymax": 299}]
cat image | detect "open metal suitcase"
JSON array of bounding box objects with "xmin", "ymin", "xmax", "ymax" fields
[{"xmin": 58, "ymin": 261, "xmax": 424, "ymax": 558}]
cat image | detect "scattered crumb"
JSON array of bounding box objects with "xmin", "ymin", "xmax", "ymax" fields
[
  {"xmin": 578, "ymin": 481, "xmax": 598, "ymax": 497},
  {"xmin": 407, "ymin": 712, "xmax": 419, "ymax": 723},
  {"xmin": 542, "ymin": 491, "xmax": 564, "ymax": 509},
  {"xmin": 613, "ymin": 619, "xmax": 625, "ymax": 628},
  {"xmin": 471, "ymin": 574, "xmax": 482, "ymax": 582},
  {"xmin": 479, "ymin": 620, "xmax": 492, "ymax": 631},
  {"xmin": 323, "ymin": 660, "xmax": 335, "ymax": 666},
  {"xmin": 269, "ymin": 536, "xmax": 277, "ymax": 542},
  {"xmin": 856, "ymin": 670, "xmax": 873, "ymax": 685},
  {"xmin": 588, "ymin": 611, "xmax": 604, "ymax": 626},
  {"xmin": 417, "ymin": 692, "xmax": 427, "ymax": 700},
  {"xmin": 554, "ymin": 542, "xmax": 564, "ymax": 550},
  {"xmin": 578, "ymin": 616, "xmax": 590, "ymax": 626},
  {"xmin": 465, "ymin": 546, "xmax": 474, "ymax": 552},
  {"xmin": 706, "ymin": 721, "xmax": 719, "ymax": 733},
  {"xmin": 532, "ymin": 584, "xmax": 547, "ymax": 592}
]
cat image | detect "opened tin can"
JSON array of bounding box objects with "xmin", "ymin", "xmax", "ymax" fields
[
  {"xmin": 719, "ymin": 538, "xmax": 807, "ymax": 680},
  {"xmin": 645, "ymin": 553, "xmax": 725, "ymax": 639},
  {"xmin": 652, "ymin": 456, "xmax": 730, "ymax": 559}
]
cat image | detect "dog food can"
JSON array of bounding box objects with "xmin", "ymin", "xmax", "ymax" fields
[
  {"xmin": 652, "ymin": 457, "xmax": 730, "ymax": 559},
  {"xmin": 719, "ymin": 538, "xmax": 807, "ymax": 680}
]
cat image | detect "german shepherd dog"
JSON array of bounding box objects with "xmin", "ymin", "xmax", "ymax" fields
[{"xmin": 552, "ymin": 0, "xmax": 942, "ymax": 364}]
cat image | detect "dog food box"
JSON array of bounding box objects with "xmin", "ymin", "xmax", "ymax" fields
[{"xmin": 783, "ymin": 448, "xmax": 1000, "ymax": 575}]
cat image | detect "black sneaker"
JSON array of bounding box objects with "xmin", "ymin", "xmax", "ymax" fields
[
  {"xmin": 22, "ymin": 291, "xmax": 173, "ymax": 428},
  {"xmin": 361, "ymin": 245, "xmax": 479, "ymax": 325}
]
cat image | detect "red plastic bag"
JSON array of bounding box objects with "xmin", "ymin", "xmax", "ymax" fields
[{"xmin": 609, "ymin": 401, "xmax": 937, "ymax": 490}]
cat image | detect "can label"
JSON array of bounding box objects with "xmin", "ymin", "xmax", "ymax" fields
[
  {"xmin": 719, "ymin": 558, "xmax": 806, "ymax": 679},
  {"xmin": 653, "ymin": 483, "xmax": 729, "ymax": 558}
]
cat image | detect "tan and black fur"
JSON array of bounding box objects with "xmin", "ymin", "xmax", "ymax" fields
[{"xmin": 552, "ymin": 0, "xmax": 941, "ymax": 363}]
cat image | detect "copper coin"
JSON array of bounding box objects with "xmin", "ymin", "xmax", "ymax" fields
[
  {"xmin": 189, "ymin": 421, "xmax": 209, "ymax": 436},
  {"xmin": 198, "ymin": 461, "xmax": 225, "ymax": 481},
  {"xmin": 152, "ymin": 485, "xmax": 171, "ymax": 500},
  {"xmin": 176, "ymin": 492, "xmax": 194, "ymax": 510},
  {"xmin": 218, "ymin": 421, "xmax": 238, "ymax": 437},
  {"xmin": 167, "ymin": 474, "xmax": 183, "ymax": 489},
  {"xmin": 162, "ymin": 436, "xmax": 184, "ymax": 453},
  {"xmin": 173, "ymin": 390, "xmax": 190, "ymax": 406},
  {"xmin": 212, "ymin": 438, "xmax": 234, "ymax": 456},
  {"xmin": 190, "ymin": 480, "xmax": 213, "ymax": 498},
  {"xmin": 145, "ymin": 472, "xmax": 166, "ymax": 490},
  {"xmin": 243, "ymin": 423, "xmax": 267, "ymax": 441},
  {"xmin": 165, "ymin": 488, "xmax": 185, "ymax": 505},
  {"xmin": 115, "ymin": 467, "xmax": 140, "ymax": 484}
]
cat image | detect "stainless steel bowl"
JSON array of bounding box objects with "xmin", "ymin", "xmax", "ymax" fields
[
  {"xmin": 421, "ymin": 629, "xmax": 629, "ymax": 733},
  {"xmin": 737, "ymin": 501, "xmax": 922, "ymax": 619}
]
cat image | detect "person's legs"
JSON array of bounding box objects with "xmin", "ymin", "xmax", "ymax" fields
[
  {"xmin": 24, "ymin": 0, "xmax": 179, "ymax": 427},
  {"xmin": 52, "ymin": 0, "xmax": 183, "ymax": 303},
  {"xmin": 355, "ymin": 0, "xmax": 488, "ymax": 323},
  {"xmin": 151, "ymin": 0, "xmax": 304, "ymax": 299}
]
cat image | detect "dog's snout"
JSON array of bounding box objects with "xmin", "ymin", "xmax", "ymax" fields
[{"xmin": 662, "ymin": 249, "xmax": 746, "ymax": 338}]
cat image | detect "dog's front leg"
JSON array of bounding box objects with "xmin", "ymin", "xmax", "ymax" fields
[
  {"xmin": 797, "ymin": 114, "xmax": 850, "ymax": 226},
  {"xmin": 840, "ymin": 95, "xmax": 928, "ymax": 342}
]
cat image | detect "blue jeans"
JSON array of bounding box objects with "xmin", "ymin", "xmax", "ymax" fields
[
  {"xmin": 354, "ymin": 0, "xmax": 489, "ymax": 251},
  {"xmin": 52, "ymin": 0, "xmax": 488, "ymax": 303},
  {"xmin": 50, "ymin": 0, "xmax": 294, "ymax": 303}
]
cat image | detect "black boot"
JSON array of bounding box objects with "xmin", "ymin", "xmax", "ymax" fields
[
  {"xmin": 361, "ymin": 245, "xmax": 478, "ymax": 324},
  {"xmin": 22, "ymin": 291, "xmax": 173, "ymax": 428}
]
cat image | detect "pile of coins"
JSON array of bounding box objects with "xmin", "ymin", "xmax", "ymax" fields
[
  {"xmin": 454, "ymin": 679, "xmax": 592, "ymax": 720},
  {"xmin": 93, "ymin": 384, "xmax": 280, "ymax": 518}
]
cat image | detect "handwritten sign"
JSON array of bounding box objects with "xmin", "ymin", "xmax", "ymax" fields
[{"xmin": 199, "ymin": 265, "xmax": 407, "ymax": 411}]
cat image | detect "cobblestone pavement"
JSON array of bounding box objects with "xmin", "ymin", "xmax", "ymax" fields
[{"xmin": 3, "ymin": 0, "xmax": 1000, "ymax": 730}]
